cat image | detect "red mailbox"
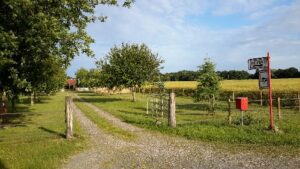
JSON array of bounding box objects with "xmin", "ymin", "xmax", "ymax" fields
[{"xmin": 236, "ymin": 97, "xmax": 248, "ymax": 111}]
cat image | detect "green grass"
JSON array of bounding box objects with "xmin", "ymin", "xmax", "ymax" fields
[
  {"xmin": 163, "ymin": 78, "xmax": 300, "ymax": 92},
  {"xmin": 73, "ymin": 98, "xmax": 135, "ymax": 140},
  {"xmin": 77, "ymin": 92, "xmax": 300, "ymax": 154},
  {"xmin": 0, "ymin": 92, "xmax": 87, "ymax": 169}
]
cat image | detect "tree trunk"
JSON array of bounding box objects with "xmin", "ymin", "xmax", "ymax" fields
[
  {"xmin": 11, "ymin": 96, "xmax": 16, "ymax": 113},
  {"xmin": 30, "ymin": 92, "xmax": 34, "ymax": 105},
  {"xmin": 132, "ymin": 87, "xmax": 136, "ymax": 102}
]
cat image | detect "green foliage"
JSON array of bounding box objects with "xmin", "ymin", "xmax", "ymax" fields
[
  {"xmin": 97, "ymin": 43, "xmax": 163, "ymax": 101},
  {"xmin": 75, "ymin": 68, "xmax": 102, "ymax": 88},
  {"xmin": 218, "ymin": 70, "xmax": 251, "ymax": 80},
  {"xmin": 194, "ymin": 58, "xmax": 220, "ymax": 113},
  {"xmin": 161, "ymin": 70, "xmax": 199, "ymax": 81},
  {"xmin": 0, "ymin": 0, "xmax": 134, "ymax": 110}
]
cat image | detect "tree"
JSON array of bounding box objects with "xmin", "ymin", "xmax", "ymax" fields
[
  {"xmin": 97, "ymin": 43, "xmax": 163, "ymax": 101},
  {"xmin": 75, "ymin": 68, "xmax": 90, "ymax": 87},
  {"xmin": 193, "ymin": 58, "xmax": 220, "ymax": 114},
  {"xmin": 0, "ymin": 0, "xmax": 134, "ymax": 112},
  {"xmin": 75, "ymin": 68, "xmax": 102, "ymax": 88}
]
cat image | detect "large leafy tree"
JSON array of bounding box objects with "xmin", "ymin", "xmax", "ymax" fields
[
  {"xmin": 0, "ymin": 0, "xmax": 134, "ymax": 111},
  {"xmin": 194, "ymin": 58, "xmax": 220, "ymax": 114},
  {"xmin": 97, "ymin": 43, "xmax": 163, "ymax": 101}
]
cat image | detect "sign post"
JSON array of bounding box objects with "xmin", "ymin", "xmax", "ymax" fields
[
  {"xmin": 248, "ymin": 51, "xmax": 275, "ymax": 130},
  {"xmin": 267, "ymin": 52, "xmax": 274, "ymax": 130}
]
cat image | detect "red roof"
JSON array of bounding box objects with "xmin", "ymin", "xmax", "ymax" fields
[{"xmin": 67, "ymin": 79, "xmax": 76, "ymax": 86}]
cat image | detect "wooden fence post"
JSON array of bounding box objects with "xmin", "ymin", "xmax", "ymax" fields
[
  {"xmin": 260, "ymin": 90, "xmax": 263, "ymax": 106},
  {"xmin": 146, "ymin": 97, "xmax": 149, "ymax": 115},
  {"xmin": 277, "ymin": 97, "xmax": 281, "ymax": 121},
  {"xmin": 298, "ymin": 93, "xmax": 300, "ymax": 113},
  {"xmin": 228, "ymin": 98, "xmax": 232, "ymax": 124},
  {"xmin": 168, "ymin": 92, "xmax": 176, "ymax": 128},
  {"xmin": 65, "ymin": 96, "xmax": 73, "ymax": 139},
  {"xmin": 232, "ymin": 91, "xmax": 235, "ymax": 100}
]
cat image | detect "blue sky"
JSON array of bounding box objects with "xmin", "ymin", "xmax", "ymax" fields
[{"xmin": 67, "ymin": 0, "xmax": 300, "ymax": 77}]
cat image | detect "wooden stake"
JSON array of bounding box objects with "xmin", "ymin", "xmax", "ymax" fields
[
  {"xmin": 260, "ymin": 90, "xmax": 263, "ymax": 106},
  {"xmin": 168, "ymin": 92, "xmax": 176, "ymax": 128},
  {"xmin": 277, "ymin": 97, "xmax": 281, "ymax": 121},
  {"xmin": 65, "ymin": 96, "xmax": 73, "ymax": 139},
  {"xmin": 298, "ymin": 93, "xmax": 300, "ymax": 113},
  {"xmin": 146, "ymin": 97, "xmax": 149, "ymax": 115},
  {"xmin": 228, "ymin": 98, "xmax": 232, "ymax": 124}
]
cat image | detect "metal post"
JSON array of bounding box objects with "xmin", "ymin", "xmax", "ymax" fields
[
  {"xmin": 241, "ymin": 110, "xmax": 244, "ymax": 126},
  {"xmin": 267, "ymin": 51, "xmax": 275, "ymax": 130}
]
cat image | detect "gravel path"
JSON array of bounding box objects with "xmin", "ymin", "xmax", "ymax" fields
[{"xmin": 62, "ymin": 96, "xmax": 300, "ymax": 169}]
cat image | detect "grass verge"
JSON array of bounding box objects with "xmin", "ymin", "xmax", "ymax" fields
[
  {"xmin": 73, "ymin": 98, "xmax": 135, "ymax": 140},
  {"xmin": 0, "ymin": 92, "xmax": 87, "ymax": 169},
  {"xmin": 77, "ymin": 92, "xmax": 300, "ymax": 155}
]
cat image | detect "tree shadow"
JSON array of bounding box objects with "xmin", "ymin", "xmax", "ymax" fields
[
  {"xmin": 76, "ymin": 91, "xmax": 99, "ymax": 96},
  {"xmin": 74, "ymin": 97, "xmax": 122, "ymax": 104},
  {"xmin": 177, "ymin": 103, "xmax": 209, "ymax": 111},
  {"xmin": 0, "ymin": 159, "xmax": 8, "ymax": 169},
  {"xmin": 38, "ymin": 127, "xmax": 65, "ymax": 138},
  {"xmin": 118, "ymin": 110, "xmax": 145, "ymax": 116}
]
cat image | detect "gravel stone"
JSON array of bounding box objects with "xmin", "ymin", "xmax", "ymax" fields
[{"xmin": 62, "ymin": 95, "xmax": 300, "ymax": 169}]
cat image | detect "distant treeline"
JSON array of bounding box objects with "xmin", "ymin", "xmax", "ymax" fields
[{"xmin": 161, "ymin": 67, "xmax": 300, "ymax": 81}]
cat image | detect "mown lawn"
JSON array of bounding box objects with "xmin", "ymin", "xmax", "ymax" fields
[
  {"xmin": 0, "ymin": 92, "xmax": 87, "ymax": 169},
  {"xmin": 77, "ymin": 92, "xmax": 300, "ymax": 154}
]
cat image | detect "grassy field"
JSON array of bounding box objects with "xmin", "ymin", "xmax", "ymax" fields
[
  {"xmin": 163, "ymin": 78, "xmax": 300, "ymax": 92},
  {"xmin": 74, "ymin": 99, "xmax": 135, "ymax": 140},
  {"xmin": 77, "ymin": 92, "xmax": 300, "ymax": 154},
  {"xmin": 0, "ymin": 92, "xmax": 87, "ymax": 169}
]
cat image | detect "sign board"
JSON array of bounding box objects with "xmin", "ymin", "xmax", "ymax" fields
[
  {"xmin": 248, "ymin": 57, "xmax": 268, "ymax": 70},
  {"xmin": 259, "ymin": 70, "xmax": 269, "ymax": 89}
]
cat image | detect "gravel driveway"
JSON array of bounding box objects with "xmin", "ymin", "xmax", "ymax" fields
[{"xmin": 62, "ymin": 96, "xmax": 300, "ymax": 169}]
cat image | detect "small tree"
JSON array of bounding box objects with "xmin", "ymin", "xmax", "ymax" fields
[
  {"xmin": 194, "ymin": 58, "xmax": 220, "ymax": 114},
  {"xmin": 97, "ymin": 43, "xmax": 163, "ymax": 102}
]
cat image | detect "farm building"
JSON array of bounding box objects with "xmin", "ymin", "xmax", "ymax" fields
[{"xmin": 65, "ymin": 79, "xmax": 76, "ymax": 90}]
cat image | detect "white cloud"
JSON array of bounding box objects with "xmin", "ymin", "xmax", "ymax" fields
[{"xmin": 67, "ymin": 0, "xmax": 300, "ymax": 76}]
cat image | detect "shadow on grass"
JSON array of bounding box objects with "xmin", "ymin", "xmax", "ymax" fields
[
  {"xmin": 74, "ymin": 97, "xmax": 122, "ymax": 104},
  {"xmin": 118, "ymin": 110, "xmax": 146, "ymax": 117},
  {"xmin": 38, "ymin": 127, "xmax": 65, "ymax": 138},
  {"xmin": 0, "ymin": 160, "xmax": 8, "ymax": 169},
  {"xmin": 177, "ymin": 103, "xmax": 208, "ymax": 111},
  {"xmin": 76, "ymin": 91, "xmax": 101, "ymax": 96},
  {"xmin": 0, "ymin": 113, "xmax": 29, "ymax": 128}
]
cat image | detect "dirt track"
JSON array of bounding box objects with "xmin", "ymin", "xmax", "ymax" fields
[{"xmin": 62, "ymin": 96, "xmax": 300, "ymax": 169}]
